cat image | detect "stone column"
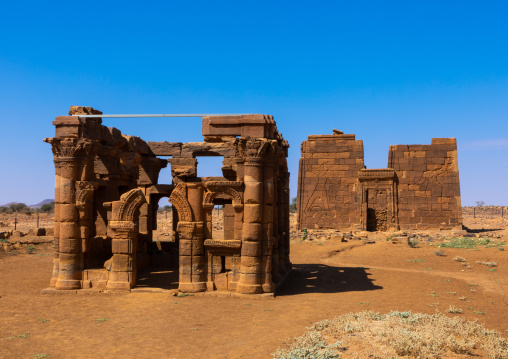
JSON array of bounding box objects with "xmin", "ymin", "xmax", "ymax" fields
[
  {"xmin": 46, "ymin": 137, "xmax": 95, "ymax": 290},
  {"xmin": 283, "ymin": 172, "xmax": 291, "ymax": 272},
  {"xmin": 203, "ymin": 204, "xmax": 213, "ymax": 239},
  {"xmin": 76, "ymin": 182, "xmax": 94, "ymax": 276},
  {"xmin": 178, "ymin": 183, "xmax": 206, "ymax": 292},
  {"xmin": 262, "ymin": 162, "xmax": 276, "ymax": 291},
  {"xmin": 107, "ymin": 221, "xmax": 137, "ymax": 290},
  {"xmin": 50, "ymin": 161, "xmax": 62, "ymax": 287},
  {"xmin": 55, "ymin": 160, "xmax": 82, "ymax": 290},
  {"xmin": 202, "ymin": 203, "xmax": 214, "ymax": 291},
  {"xmin": 238, "ymin": 157, "xmax": 263, "ymax": 294},
  {"xmin": 277, "ymin": 174, "xmax": 286, "ymax": 279}
]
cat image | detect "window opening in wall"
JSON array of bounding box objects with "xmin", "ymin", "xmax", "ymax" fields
[
  {"xmin": 156, "ymin": 156, "xmax": 172, "ymax": 185},
  {"xmin": 196, "ymin": 156, "xmax": 225, "ymax": 178},
  {"xmin": 155, "ymin": 198, "xmax": 173, "ymax": 242},
  {"xmin": 212, "ymin": 204, "xmax": 224, "ymax": 239},
  {"xmin": 219, "ymin": 256, "xmax": 233, "ymax": 273}
]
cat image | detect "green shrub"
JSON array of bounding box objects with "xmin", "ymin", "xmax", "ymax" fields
[
  {"xmin": 407, "ymin": 238, "xmax": 418, "ymax": 248},
  {"xmin": 439, "ymin": 237, "xmax": 492, "ymax": 248}
]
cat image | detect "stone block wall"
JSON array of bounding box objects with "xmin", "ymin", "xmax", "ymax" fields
[
  {"xmin": 297, "ymin": 131, "xmax": 462, "ymax": 231},
  {"xmin": 388, "ymin": 138, "xmax": 462, "ymax": 230},
  {"xmin": 297, "ymin": 132, "xmax": 365, "ymax": 229}
]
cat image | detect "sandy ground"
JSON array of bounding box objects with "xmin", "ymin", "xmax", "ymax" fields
[{"xmin": 0, "ymin": 214, "xmax": 507, "ymax": 359}]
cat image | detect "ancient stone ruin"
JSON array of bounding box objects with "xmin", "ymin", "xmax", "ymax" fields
[
  {"xmin": 297, "ymin": 130, "xmax": 462, "ymax": 231},
  {"xmin": 44, "ymin": 106, "xmax": 291, "ymax": 294}
]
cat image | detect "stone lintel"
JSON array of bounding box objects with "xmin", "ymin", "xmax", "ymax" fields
[{"xmin": 358, "ymin": 168, "xmax": 395, "ymax": 180}]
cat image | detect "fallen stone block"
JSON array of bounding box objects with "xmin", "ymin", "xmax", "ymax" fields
[{"xmin": 28, "ymin": 228, "xmax": 46, "ymax": 236}]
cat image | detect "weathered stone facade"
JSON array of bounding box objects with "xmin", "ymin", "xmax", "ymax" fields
[
  {"xmin": 297, "ymin": 130, "xmax": 462, "ymax": 231},
  {"xmin": 44, "ymin": 107, "xmax": 291, "ymax": 294}
]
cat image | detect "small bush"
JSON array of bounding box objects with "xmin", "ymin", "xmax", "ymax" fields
[
  {"xmin": 302, "ymin": 228, "xmax": 308, "ymax": 241},
  {"xmin": 454, "ymin": 256, "xmax": 466, "ymax": 263},
  {"xmin": 26, "ymin": 245, "xmax": 36, "ymax": 254},
  {"xmin": 434, "ymin": 250, "xmax": 446, "ymax": 256},
  {"xmin": 177, "ymin": 293, "xmax": 194, "ymax": 297},
  {"xmin": 407, "ymin": 238, "xmax": 418, "ymax": 248},
  {"xmin": 447, "ymin": 306, "xmax": 463, "ymax": 314}
]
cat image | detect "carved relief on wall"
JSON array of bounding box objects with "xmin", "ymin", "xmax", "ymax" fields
[
  {"xmin": 203, "ymin": 181, "xmax": 243, "ymax": 210},
  {"xmin": 304, "ymin": 178, "xmax": 339, "ymax": 219},
  {"xmin": 114, "ymin": 188, "xmax": 146, "ymax": 222},
  {"xmin": 75, "ymin": 181, "xmax": 95, "ymax": 207},
  {"xmin": 415, "ymin": 157, "xmax": 454, "ymax": 185},
  {"xmin": 168, "ymin": 183, "xmax": 193, "ymax": 222},
  {"xmin": 46, "ymin": 138, "xmax": 95, "ymax": 159}
]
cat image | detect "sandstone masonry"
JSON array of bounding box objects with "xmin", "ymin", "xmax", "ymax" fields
[
  {"xmin": 297, "ymin": 130, "xmax": 462, "ymax": 231},
  {"xmin": 44, "ymin": 106, "xmax": 291, "ymax": 294}
]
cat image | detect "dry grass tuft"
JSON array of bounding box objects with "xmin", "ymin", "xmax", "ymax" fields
[
  {"xmin": 273, "ymin": 311, "xmax": 508, "ymax": 359},
  {"xmin": 476, "ymin": 261, "xmax": 498, "ymax": 267}
]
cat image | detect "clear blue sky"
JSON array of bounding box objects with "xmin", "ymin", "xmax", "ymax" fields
[{"xmin": 1, "ymin": 1, "xmax": 507, "ymax": 206}]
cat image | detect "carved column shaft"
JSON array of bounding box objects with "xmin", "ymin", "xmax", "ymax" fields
[
  {"xmin": 50, "ymin": 162, "xmax": 62, "ymax": 287},
  {"xmin": 277, "ymin": 175, "xmax": 286, "ymax": 278},
  {"xmin": 178, "ymin": 183, "xmax": 206, "ymax": 293},
  {"xmin": 283, "ymin": 172, "xmax": 291, "ymax": 271},
  {"xmin": 55, "ymin": 160, "xmax": 82, "ymax": 290},
  {"xmin": 262, "ymin": 162, "xmax": 276, "ymax": 290},
  {"xmin": 238, "ymin": 157, "xmax": 263, "ymax": 294},
  {"xmin": 107, "ymin": 222, "xmax": 137, "ymax": 290}
]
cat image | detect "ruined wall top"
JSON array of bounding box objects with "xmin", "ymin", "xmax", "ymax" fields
[
  {"xmin": 202, "ymin": 114, "xmax": 285, "ymax": 142},
  {"xmin": 49, "ymin": 106, "xmax": 152, "ymax": 156}
]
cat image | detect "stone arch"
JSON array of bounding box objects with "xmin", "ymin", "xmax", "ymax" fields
[
  {"xmin": 76, "ymin": 188, "xmax": 93, "ymax": 206},
  {"xmin": 115, "ymin": 188, "xmax": 146, "ymax": 222},
  {"xmin": 168, "ymin": 183, "xmax": 193, "ymax": 222},
  {"xmin": 203, "ymin": 183, "xmax": 243, "ymax": 209}
]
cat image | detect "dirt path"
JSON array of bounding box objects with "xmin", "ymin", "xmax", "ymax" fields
[{"xmin": 1, "ymin": 238, "xmax": 507, "ymax": 358}]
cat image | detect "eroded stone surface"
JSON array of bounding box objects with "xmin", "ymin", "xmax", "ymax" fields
[
  {"xmin": 297, "ymin": 131, "xmax": 462, "ymax": 231},
  {"xmin": 45, "ymin": 107, "xmax": 291, "ymax": 294}
]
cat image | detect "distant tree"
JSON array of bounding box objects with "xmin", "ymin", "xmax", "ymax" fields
[
  {"xmin": 9, "ymin": 203, "xmax": 28, "ymax": 213},
  {"xmin": 475, "ymin": 201, "xmax": 485, "ymax": 207},
  {"xmin": 0, "ymin": 206, "xmax": 8, "ymax": 213},
  {"xmin": 157, "ymin": 205, "xmax": 172, "ymax": 214},
  {"xmin": 40, "ymin": 202, "xmax": 55, "ymax": 213},
  {"xmin": 290, "ymin": 197, "xmax": 297, "ymax": 212}
]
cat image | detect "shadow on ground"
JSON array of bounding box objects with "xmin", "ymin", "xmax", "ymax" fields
[
  {"xmin": 137, "ymin": 267, "xmax": 179, "ymax": 290},
  {"xmin": 276, "ymin": 263, "xmax": 382, "ymax": 296},
  {"xmin": 135, "ymin": 263, "xmax": 382, "ymax": 294},
  {"xmin": 464, "ymin": 227, "xmax": 503, "ymax": 233}
]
